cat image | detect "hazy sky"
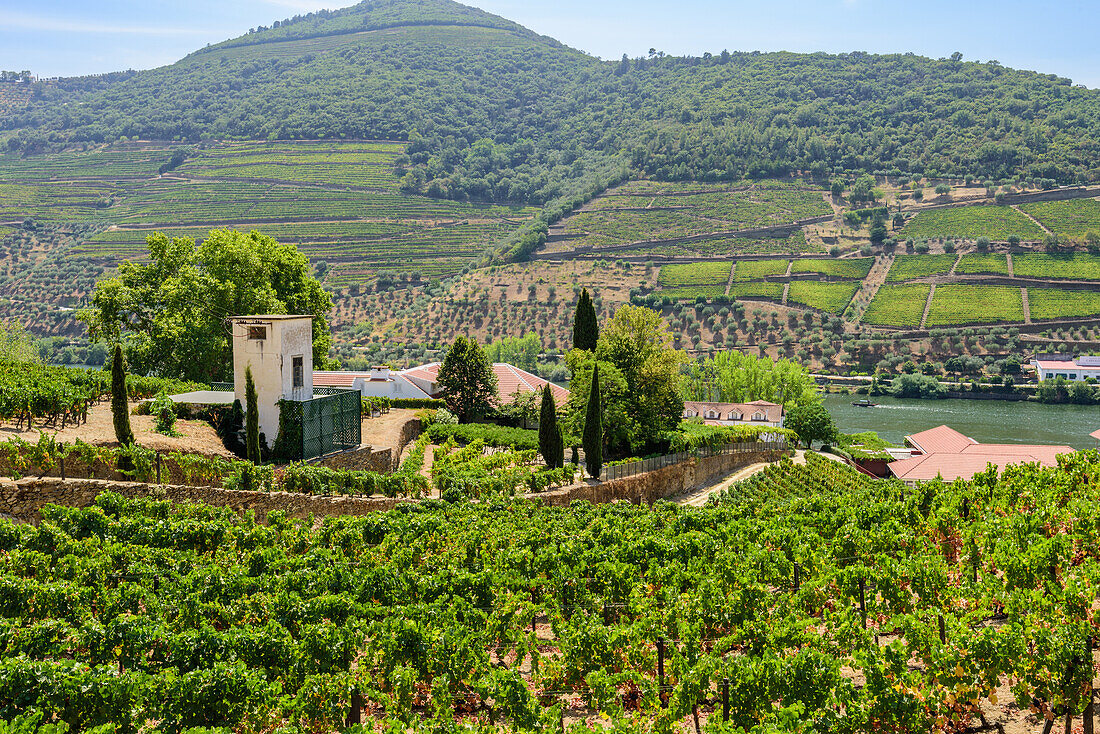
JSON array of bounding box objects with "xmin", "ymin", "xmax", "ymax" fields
[{"xmin": 3, "ymin": 0, "xmax": 1098, "ymax": 88}]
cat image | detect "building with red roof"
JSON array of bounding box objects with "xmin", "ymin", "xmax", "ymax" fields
[
  {"xmin": 401, "ymin": 362, "xmax": 569, "ymax": 406},
  {"xmin": 682, "ymin": 400, "xmax": 784, "ymax": 427},
  {"xmin": 888, "ymin": 425, "xmax": 1075, "ymax": 485},
  {"xmin": 1032, "ymin": 355, "xmax": 1100, "ymax": 382},
  {"xmin": 313, "ymin": 367, "xmax": 434, "ymax": 400}
]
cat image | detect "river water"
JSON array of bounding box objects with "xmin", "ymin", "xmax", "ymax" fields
[{"xmin": 822, "ymin": 393, "xmax": 1099, "ymax": 450}]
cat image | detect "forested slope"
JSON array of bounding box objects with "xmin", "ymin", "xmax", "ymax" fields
[{"xmin": 4, "ymin": 0, "xmax": 1100, "ymax": 207}]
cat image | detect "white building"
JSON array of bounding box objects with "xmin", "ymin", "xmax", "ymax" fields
[
  {"xmin": 682, "ymin": 400, "xmax": 784, "ymax": 427},
  {"xmin": 313, "ymin": 367, "xmax": 434, "ymax": 400},
  {"xmin": 1032, "ymin": 355, "xmax": 1100, "ymax": 382},
  {"xmin": 229, "ymin": 315, "xmax": 314, "ymax": 443}
]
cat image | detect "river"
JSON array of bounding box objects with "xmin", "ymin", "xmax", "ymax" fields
[{"xmin": 822, "ymin": 393, "xmax": 1099, "ymax": 450}]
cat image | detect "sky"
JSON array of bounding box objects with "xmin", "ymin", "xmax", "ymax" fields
[{"xmin": 2, "ymin": 0, "xmax": 1098, "ymax": 88}]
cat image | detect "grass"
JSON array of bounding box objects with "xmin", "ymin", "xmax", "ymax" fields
[
  {"xmin": 926, "ymin": 284, "xmax": 1024, "ymax": 326},
  {"xmin": 899, "ymin": 205, "xmax": 1045, "ymax": 240},
  {"xmin": 734, "ymin": 259, "xmax": 788, "ymax": 281},
  {"xmin": 861, "ymin": 285, "xmax": 931, "ymax": 327},
  {"xmin": 954, "ymin": 254, "xmax": 1010, "ymax": 275},
  {"xmin": 1011, "ymin": 253, "xmax": 1100, "ymax": 280},
  {"xmin": 786, "ymin": 281, "xmax": 859, "ymax": 314},
  {"xmin": 1018, "ymin": 198, "xmax": 1100, "ymax": 238},
  {"xmin": 657, "ymin": 261, "xmax": 731, "ymax": 288},
  {"xmin": 790, "ymin": 258, "xmax": 873, "ymax": 279},
  {"xmin": 886, "ymin": 254, "xmax": 957, "ymax": 282},
  {"xmin": 1027, "ymin": 288, "xmax": 1100, "ymax": 321}
]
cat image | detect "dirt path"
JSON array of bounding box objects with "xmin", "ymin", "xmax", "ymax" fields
[
  {"xmin": 947, "ymin": 253, "xmax": 962, "ymax": 275},
  {"xmin": 1021, "ymin": 287, "xmax": 1032, "ymax": 324},
  {"xmin": 725, "ymin": 261, "xmax": 736, "ymax": 296},
  {"xmin": 1006, "ymin": 253, "xmax": 1015, "ymax": 277},
  {"xmin": 919, "ymin": 283, "xmax": 937, "ymax": 329},
  {"xmin": 1013, "ymin": 204, "xmax": 1052, "ymax": 234},
  {"xmin": 781, "ymin": 281, "xmax": 791, "ymax": 305},
  {"xmin": 361, "ymin": 409, "xmax": 420, "ymax": 451},
  {"xmin": 0, "ymin": 402, "xmax": 233, "ymax": 458}
]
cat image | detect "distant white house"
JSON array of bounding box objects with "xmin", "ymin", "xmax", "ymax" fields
[
  {"xmin": 682, "ymin": 400, "xmax": 784, "ymax": 427},
  {"xmin": 403, "ymin": 362, "xmax": 570, "ymax": 405},
  {"xmin": 313, "ymin": 367, "xmax": 434, "ymax": 400},
  {"xmin": 1032, "ymin": 355, "xmax": 1100, "ymax": 382}
]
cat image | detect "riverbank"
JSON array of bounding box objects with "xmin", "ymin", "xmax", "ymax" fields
[{"xmin": 822, "ymin": 393, "xmax": 1099, "ymax": 450}]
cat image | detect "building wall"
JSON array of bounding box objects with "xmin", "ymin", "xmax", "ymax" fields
[
  {"xmin": 232, "ymin": 317, "xmax": 314, "ymax": 445},
  {"xmin": 1036, "ymin": 365, "xmax": 1100, "ymax": 382}
]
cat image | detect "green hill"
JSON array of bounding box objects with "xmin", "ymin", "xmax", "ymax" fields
[{"xmin": 5, "ymin": 0, "xmax": 1100, "ymax": 209}]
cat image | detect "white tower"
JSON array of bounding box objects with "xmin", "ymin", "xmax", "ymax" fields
[{"xmin": 229, "ymin": 315, "xmax": 314, "ymax": 445}]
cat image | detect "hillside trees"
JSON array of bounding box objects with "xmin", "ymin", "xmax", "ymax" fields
[
  {"xmin": 538, "ymin": 384, "xmax": 564, "ymax": 469},
  {"xmin": 682, "ymin": 351, "xmax": 818, "ymax": 407},
  {"xmin": 79, "ymin": 229, "xmax": 332, "ymax": 384},
  {"xmin": 566, "ymin": 304, "xmax": 685, "ymax": 455},
  {"xmin": 582, "ymin": 365, "xmax": 602, "ymax": 478},
  {"xmin": 573, "ymin": 288, "xmax": 598, "ymax": 351}
]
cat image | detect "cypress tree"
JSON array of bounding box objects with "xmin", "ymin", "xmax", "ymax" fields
[
  {"xmin": 110, "ymin": 343, "xmax": 134, "ymax": 447},
  {"xmin": 572, "ymin": 288, "xmax": 598, "ymax": 351},
  {"xmin": 538, "ymin": 384, "xmax": 564, "ymax": 468},
  {"xmin": 245, "ymin": 366, "xmax": 261, "ymax": 463},
  {"xmin": 582, "ymin": 364, "xmax": 602, "ymax": 479}
]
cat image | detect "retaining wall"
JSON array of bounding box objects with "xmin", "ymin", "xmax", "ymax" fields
[{"xmin": 0, "ymin": 448, "xmax": 786, "ymax": 524}]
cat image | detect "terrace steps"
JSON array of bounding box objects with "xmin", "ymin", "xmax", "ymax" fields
[{"xmin": 919, "ymin": 283, "xmax": 936, "ymax": 329}]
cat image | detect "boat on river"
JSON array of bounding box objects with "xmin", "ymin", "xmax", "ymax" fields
[{"xmin": 851, "ymin": 399, "xmax": 878, "ymax": 407}]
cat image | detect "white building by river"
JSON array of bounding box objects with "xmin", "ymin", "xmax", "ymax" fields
[{"xmin": 1032, "ymin": 355, "xmax": 1100, "ymax": 382}]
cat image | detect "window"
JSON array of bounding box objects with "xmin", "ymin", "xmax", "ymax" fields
[
  {"xmin": 752, "ymin": 412, "xmax": 767, "ymax": 421},
  {"xmin": 292, "ymin": 356, "xmax": 304, "ymax": 388},
  {"xmin": 705, "ymin": 410, "xmax": 718, "ymax": 419},
  {"xmin": 248, "ymin": 325, "xmax": 267, "ymax": 340},
  {"xmin": 1069, "ymin": 374, "xmax": 1077, "ymax": 380},
  {"xmin": 727, "ymin": 412, "xmax": 742, "ymax": 420}
]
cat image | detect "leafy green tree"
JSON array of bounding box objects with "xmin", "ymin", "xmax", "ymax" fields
[
  {"xmin": 538, "ymin": 385, "xmax": 564, "ymax": 468},
  {"xmin": 682, "ymin": 351, "xmax": 818, "ymax": 407},
  {"xmin": 438, "ymin": 336, "xmax": 498, "ymax": 423},
  {"xmin": 485, "ymin": 332, "xmax": 540, "ymax": 371},
  {"xmin": 572, "ymin": 288, "xmax": 598, "ymax": 351},
  {"xmin": 582, "ymin": 365, "xmax": 602, "ymax": 478},
  {"xmin": 80, "ymin": 229, "xmax": 333, "ymax": 383},
  {"xmin": 111, "ymin": 343, "xmax": 134, "ymax": 447},
  {"xmin": 783, "ymin": 402, "xmax": 837, "ymax": 448},
  {"xmin": 891, "ymin": 373, "xmax": 947, "ymax": 399},
  {"xmin": 0, "ymin": 321, "xmax": 39, "ymax": 363},
  {"xmin": 245, "ymin": 366, "xmax": 260, "ymax": 463}
]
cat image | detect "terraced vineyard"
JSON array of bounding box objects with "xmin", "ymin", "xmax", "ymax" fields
[
  {"xmin": 656, "ymin": 261, "xmax": 731, "ymax": 299},
  {"xmin": 558, "ymin": 180, "xmax": 831, "ymax": 254},
  {"xmin": 790, "ymin": 258, "xmax": 873, "ymax": 279},
  {"xmin": 734, "ymin": 258, "xmax": 789, "ymax": 281},
  {"xmin": 899, "ymin": 205, "xmax": 1045, "ymax": 240},
  {"xmin": 728, "ymin": 281, "xmax": 784, "ymax": 301},
  {"xmin": 616, "ymin": 232, "xmax": 814, "ymax": 258},
  {"xmin": 861, "ymin": 284, "xmax": 932, "ymax": 327},
  {"xmin": 926, "ymin": 284, "xmax": 1024, "ymax": 326},
  {"xmin": 1027, "ymin": 288, "xmax": 1100, "ymax": 321},
  {"xmin": 886, "ymin": 254, "xmax": 957, "ymax": 281},
  {"xmin": 954, "ymin": 253, "xmax": 1009, "ymax": 275},
  {"xmin": 1012, "ymin": 253, "xmax": 1100, "ymax": 280},
  {"xmin": 786, "ymin": 281, "xmax": 859, "ymax": 314},
  {"xmin": 1018, "ymin": 197, "xmax": 1100, "ymax": 237}
]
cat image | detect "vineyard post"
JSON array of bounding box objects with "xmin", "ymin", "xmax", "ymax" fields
[
  {"xmin": 658, "ymin": 638, "xmax": 666, "ymax": 707},
  {"xmin": 1084, "ymin": 636, "xmax": 1094, "ymax": 734},
  {"xmin": 722, "ymin": 678, "xmax": 730, "ymax": 722},
  {"xmin": 938, "ymin": 615, "xmax": 946, "ymax": 645},
  {"xmin": 155, "ymin": 453, "xmax": 161, "ymax": 484},
  {"xmin": 858, "ymin": 578, "xmax": 867, "ymax": 629},
  {"xmin": 347, "ymin": 686, "xmax": 362, "ymax": 726}
]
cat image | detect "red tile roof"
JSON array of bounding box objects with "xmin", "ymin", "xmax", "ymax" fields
[
  {"xmin": 1092, "ymin": 429, "xmax": 1100, "ymax": 441},
  {"xmin": 313, "ymin": 372, "xmax": 361, "ymax": 388},
  {"xmin": 400, "ymin": 363, "xmax": 569, "ymax": 404},
  {"xmin": 906, "ymin": 425, "xmax": 976, "ymax": 454}
]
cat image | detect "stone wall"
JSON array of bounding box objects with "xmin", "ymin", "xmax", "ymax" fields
[
  {"xmin": 0, "ymin": 447, "xmax": 786, "ymax": 525},
  {"xmin": 317, "ymin": 445, "xmax": 394, "ymax": 473}
]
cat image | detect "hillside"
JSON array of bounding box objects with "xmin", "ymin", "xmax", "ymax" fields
[{"xmin": 5, "ymin": 0, "xmax": 1100, "ymax": 208}]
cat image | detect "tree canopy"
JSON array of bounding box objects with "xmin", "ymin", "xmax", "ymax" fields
[
  {"xmin": 437, "ymin": 336, "xmax": 498, "ymax": 423},
  {"xmin": 79, "ymin": 229, "xmax": 333, "ymax": 383},
  {"xmin": 682, "ymin": 351, "xmax": 820, "ymax": 407}
]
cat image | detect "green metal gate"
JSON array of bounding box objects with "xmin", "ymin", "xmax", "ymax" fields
[{"xmin": 280, "ymin": 389, "xmax": 361, "ymax": 461}]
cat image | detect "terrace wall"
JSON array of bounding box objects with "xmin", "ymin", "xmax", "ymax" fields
[{"xmin": 0, "ymin": 446, "xmax": 787, "ymax": 524}]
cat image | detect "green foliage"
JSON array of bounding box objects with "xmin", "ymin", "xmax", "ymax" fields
[
  {"xmin": 954, "ymin": 254, "xmax": 1009, "ymax": 275},
  {"xmin": 786, "ymin": 281, "xmax": 859, "ymax": 314},
  {"xmin": 734, "ymin": 259, "xmax": 788, "ymax": 281},
  {"xmin": 390, "ymin": 398, "xmax": 446, "ymax": 409},
  {"xmin": 1019, "ymin": 198, "xmax": 1100, "ymax": 238},
  {"xmin": 151, "ymin": 391, "xmax": 180, "ymax": 437},
  {"xmin": 891, "ymin": 373, "xmax": 948, "ymax": 399},
  {"xmin": 1036, "ymin": 377, "xmax": 1100, "ymax": 405},
  {"xmin": 582, "ymin": 364, "xmax": 602, "ymax": 478},
  {"xmin": 244, "ymin": 367, "xmax": 260, "ymax": 463},
  {"xmin": 861, "ymin": 284, "xmax": 931, "ymax": 327},
  {"xmin": 0, "ymin": 321, "xmax": 38, "ymax": 364},
  {"xmin": 899, "ymin": 206, "xmax": 1044, "ymax": 240},
  {"xmin": 789, "ymin": 258, "xmax": 873, "ymax": 279},
  {"xmin": 668, "ymin": 422, "xmax": 796, "ymax": 452},
  {"xmin": 538, "ymin": 385, "xmax": 564, "ymax": 469},
  {"xmin": 656, "ymin": 262, "xmax": 731, "ymax": 288},
  {"xmin": 682, "ymin": 351, "xmax": 818, "ymax": 407},
  {"xmin": 423, "ymin": 422, "xmax": 538, "ymax": 451},
  {"xmin": 782, "ymin": 402, "xmax": 836, "ymax": 448},
  {"xmin": 572, "ymin": 288, "xmax": 598, "ymax": 352},
  {"xmin": 437, "ymin": 336, "xmax": 497, "ymax": 422},
  {"xmin": 484, "ymin": 332, "xmax": 540, "ymax": 371},
  {"xmin": 79, "ymin": 229, "xmax": 333, "ymax": 383},
  {"xmin": 835, "ymin": 431, "xmax": 899, "ymax": 460},
  {"xmin": 110, "ymin": 344, "xmax": 133, "ymax": 447}
]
